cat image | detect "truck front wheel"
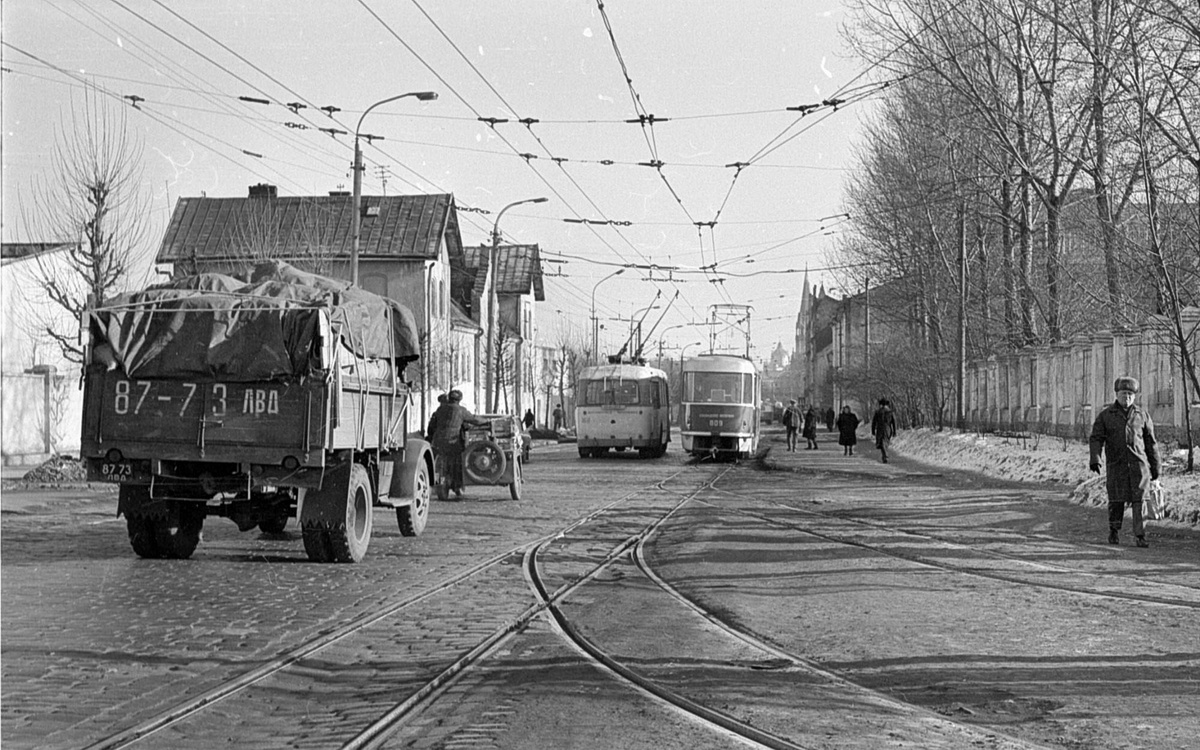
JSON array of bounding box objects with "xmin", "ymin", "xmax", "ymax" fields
[
  {"xmin": 302, "ymin": 462, "xmax": 373, "ymax": 563},
  {"xmin": 397, "ymin": 460, "xmax": 430, "ymax": 537}
]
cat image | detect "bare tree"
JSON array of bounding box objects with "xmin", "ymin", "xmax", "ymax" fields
[
  {"xmin": 224, "ymin": 196, "xmax": 346, "ymax": 278},
  {"xmin": 19, "ymin": 85, "xmax": 153, "ymax": 363}
]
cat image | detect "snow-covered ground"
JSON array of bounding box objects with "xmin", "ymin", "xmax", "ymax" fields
[{"xmin": 892, "ymin": 428, "xmax": 1200, "ymax": 526}]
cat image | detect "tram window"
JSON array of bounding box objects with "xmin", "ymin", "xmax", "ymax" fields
[{"xmin": 689, "ymin": 372, "xmax": 748, "ymax": 403}]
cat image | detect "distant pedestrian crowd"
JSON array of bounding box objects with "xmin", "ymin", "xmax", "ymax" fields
[{"xmin": 776, "ymin": 398, "xmax": 894, "ymax": 463}]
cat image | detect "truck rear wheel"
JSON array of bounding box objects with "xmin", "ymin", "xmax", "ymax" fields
[
  {"xmin": 156, "ymin": 503, "xmax": 204, "ymax": 559},
  {"xmin": 122, "ymin": 486, "xmax": 203, "ymax": 559},
  {"xmin": 127, "ymin": 506, "xmax": 203, "ymax": 559},
  {"xmin": 127, "ymin": 515, "xmax": 160, "ymax": 558},
  {"xmin": 397, "ymin": 460, "xmax": 430, "ymax": 537},
  {"xmin": 258, "ymin": 514, "xmax": 288, "ymax": 534}
]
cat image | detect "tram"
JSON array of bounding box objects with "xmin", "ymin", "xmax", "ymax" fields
[
  {"xmin": 679, "ymin": 354, "xmax": 761, "ymax": 459},
  {"xmin": 575, "ymin": 361, "xmax": 671, "ymax": 458}
]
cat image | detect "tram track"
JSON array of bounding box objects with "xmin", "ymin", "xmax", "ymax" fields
[
  {"xmin": 506, "ymin": 470, "xmax": 1048, "ymax": 750},
  {"xmin": 342, "ymin": 466, "xmax": 735, "ymax": 749},
  {"xmin": 700, "ymin": 482, "xmax": 1200, "ymax": 609},
  {"xmin": 82, "ymin": 467, "xmax": 728, "ymax": 750}
]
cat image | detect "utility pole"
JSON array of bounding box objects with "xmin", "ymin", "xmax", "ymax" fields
[
  {"xmin": 957, "ymin": 205, "xmax": 967, "ymax": 429},
  {"xmin": 864, "ymin": 276, "xmax": 871, "ymax": 374},
  {"xmin": 351, "ymin": 91, "xmax": 437, "ymax": 286},
  {"xmin": 487, "ymin": 197, "xmax": 548, "ymax": 412}
]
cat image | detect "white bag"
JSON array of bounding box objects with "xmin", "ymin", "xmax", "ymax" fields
[{"xmin": 1144, "ymin": 480, "xmax": 1165, "ymax": 521}]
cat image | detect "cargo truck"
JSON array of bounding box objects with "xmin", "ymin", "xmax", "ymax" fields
[{"xmin": 79, "ymin": 261, "xmax": 435, "ymax": 563}]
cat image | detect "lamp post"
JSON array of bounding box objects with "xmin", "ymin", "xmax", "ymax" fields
[
  {"xmin": 680, "ymin": 340, "xmax": 702, "ymax": 373},
  {"xmin": 590, "ymin": 268, "xmax": 626, "ymax": 361},
  {"xmin": 351, "ymin": 91, "xmax": 437, "ymax": 287},
  {"xmin": 487, "ymin": 196, "xmax": 548, "ymax": 413},
  {"xmin": 655, "ymin": 323, "xmax": 695, "ymax": 363}
]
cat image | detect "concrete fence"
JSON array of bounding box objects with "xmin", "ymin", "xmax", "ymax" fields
[
  {"xmin": 1, "ymin": 367, "xmax": 82, "ymax": 466},
  {"xmin": 963, "ymin": 309, "xmax": 1200, "ymax": 446}
]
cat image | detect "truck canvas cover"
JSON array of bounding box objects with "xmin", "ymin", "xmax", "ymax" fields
[{"xmin": 90, "ymin": 261, "xmax": 420, "ymax": 381}]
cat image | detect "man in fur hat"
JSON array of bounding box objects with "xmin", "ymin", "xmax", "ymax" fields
[
  {"xmin": 429, "ymin": 390, "xmax": 484, "ymax": 498},
  {"xmin": 1089, "ymin": 376, "xmax": 1160, "ymax": 547}
]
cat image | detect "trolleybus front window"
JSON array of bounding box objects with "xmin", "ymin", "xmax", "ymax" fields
[{"xmin": 583, "ymin": 378, "xmax": 641, "ymax": 406}]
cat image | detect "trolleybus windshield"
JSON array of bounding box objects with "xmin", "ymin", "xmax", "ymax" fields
[
  {"xmin": 581, "ymin": 378, "xmax": 642, "ymax": 406},
  {"xmin": 686, "ymin": 372, "xmax": 753, "ymax": 404}
]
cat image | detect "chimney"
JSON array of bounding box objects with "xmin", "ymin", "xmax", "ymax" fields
[{"xmin": 248, "ymin": 183, "xmax": 277, "ymax": 199}]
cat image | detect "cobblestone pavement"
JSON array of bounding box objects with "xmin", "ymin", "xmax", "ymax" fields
[
  {"xmin": 5, "ymin": 430, "xmax": 1199, "ymax": 749},
  {"xmin": 0, "ymin": 442, "xmax": 674, "ymax": 749}
]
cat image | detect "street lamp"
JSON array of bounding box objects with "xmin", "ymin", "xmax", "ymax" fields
[
  {"xmin": 590, "ymin": 267, "xmax": 626, "ymax": 361},
  {"xmin": 351, "ymin": 90, "xmax": 437, "ymax": 287},
  {"xmin": 487, "ymin": 196, "xmax": 549, "ymax": 413},
  {"xmin": 655, "ymin": 322, "xmax": 698, "ymax": 359}
]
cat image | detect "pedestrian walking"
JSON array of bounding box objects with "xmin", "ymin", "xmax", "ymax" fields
[
  {"xmin": 870, "ymin": 398, "xmax": 896, "ymax": 463},
  {"xmin": 430, "ymin": 390, "xmax": 485, "ymax": 499},
  {"xmin": 782, "ymin": 399, "xmax": 801, "ymax": 452},
  {"xmin": 824, "ymin": 406, "xmax": 836, "ymax": 432},
  {"xmin": 1089, "ymin": 376, "xmax": 1160, "ymax": 547},
  {"xmin": 802, "ymin": 406, "xmax": 819, "ymax": 450},
  {"xmin": 836, "ymin": 405, "xmax": 860, "ymax": 456},
  {"xmin": 552, "ymin": 403, "xmax": 565, "ymax": 432},
  {"xmin": 522, "ymin": 409, "xmax": 535, "ymax": 431}
]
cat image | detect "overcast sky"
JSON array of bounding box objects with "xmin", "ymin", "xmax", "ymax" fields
[{"xmin": 2, "ymin": 0, "xmax": 873, "ymax": 360}]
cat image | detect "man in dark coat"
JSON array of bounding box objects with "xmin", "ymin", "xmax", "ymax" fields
[
  {"xmin": 1090, "ymin": 376, "xmax": 1160, "ymax": 547},
  {"xmin": 824, "ymin": 407, "xmax": 836, "ymax": 432},
  {"xmin": 836, "ymin": 405, "xmax": 860, "ymax": 456},
  {"xmin": 430, "ymin": 390, "xmax": 484, "ymax": 498},
  {"xmin": 426, "ymin": 393, "xmax": 448, "ymax": 440},
  {"xmin": 870, "ymin": 398, "xmax": 896, "ymax": 463},
  {"xmin": 782, "ymin": 399, "xmax": 802, "ymax": 452}
]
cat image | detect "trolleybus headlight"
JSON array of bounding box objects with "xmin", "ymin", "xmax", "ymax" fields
[
  {"xmin": 282, "ymin": 456, "xmax": 301, "ymax": 471},
  {"xmin": 105, "ymin": 448, "xmax": 124, "ymax": 463}
]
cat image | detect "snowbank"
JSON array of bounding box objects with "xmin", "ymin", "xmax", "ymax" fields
[{"xmin": 891, "ymin": 428, "xmax": 1200, "ymax": 526}]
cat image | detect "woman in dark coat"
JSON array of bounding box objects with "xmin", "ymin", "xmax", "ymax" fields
[
  {"xmin": 835, "ymin": 405, "xmax": 860, "ymax": 456},
  {"xmin": 802, "ymin": 407, "xmax": 819, "ymax": 449}
]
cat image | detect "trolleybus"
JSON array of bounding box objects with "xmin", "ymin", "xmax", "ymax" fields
[
  {"xmin": 680, "ymin": 354, "xmax": 760, "ymax": 459},
  {"xmin": 574, "ymin": 362, "xmax": 671, "ymax": 458}
]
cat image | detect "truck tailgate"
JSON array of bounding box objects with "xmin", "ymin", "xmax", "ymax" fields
[{"xmin": 82, "ymin": 371, "xmax": 324, "ymax": 463}]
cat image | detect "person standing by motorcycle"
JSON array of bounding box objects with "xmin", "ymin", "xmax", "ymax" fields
[{"xmin": 429, "ymin": 390, "xmax": 484, "ymax": 498}]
